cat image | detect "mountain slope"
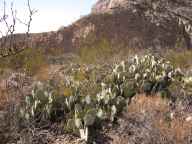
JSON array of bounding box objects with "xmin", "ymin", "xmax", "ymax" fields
[
  {"xmin": 26, "ymin": 11, "xmax": 187, "ymax": 54},
  {"xmin": 0, "ymin": 0, "xmax": 191, "ymax": 57}
]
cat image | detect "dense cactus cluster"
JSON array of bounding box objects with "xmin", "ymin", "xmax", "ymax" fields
[
  {"xmin": 19, "ymin": 54, "xmax": 191, "ymax": 142},
  {"xmin": 127, "ymin": 55, "xmax": 183, "ymax": 96}
]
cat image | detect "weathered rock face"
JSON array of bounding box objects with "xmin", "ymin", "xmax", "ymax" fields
[
  {"xmin": 1, "ymin": 0, "xmax": 191, "ymax": 57},
  {"xmin": 26, "ymin": 0, "xmax": 192, "ymax": 52},
  {"xmin": 4, "ymin": 10, "xmax": 188, "ymax": 55},
  {"xmin": 92, "ymin": 0, "xmax": 127, "ymax": 14},
  {"xmin": 74, "ymin": 0, "xmax": 192, "ymax": 51},
  {"xmin": 73, "ymin": 11, "xmax": 183, "ymax": 51}
]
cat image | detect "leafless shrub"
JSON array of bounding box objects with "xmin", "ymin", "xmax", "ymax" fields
[{"xmin": 0, "ymin": 0, "xmax": 37, "ymax": 57}]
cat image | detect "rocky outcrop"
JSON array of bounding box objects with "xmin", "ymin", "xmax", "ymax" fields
[
  {"xmin": 73, "ymin": 11, "xmax": 183, "ymax": 50},
  {"xmin": 0, "ymin": 0, "xmax": 191, "ymax": 57},
  {"xmin": 92, "ymin": 0, "xmax": 127, "ymax": 14},
  {"xmin": 92, "ymin": 0, "xmax": 192, "ymax": 49},
  {"xmin": 24, "ymin": 0, "xmax": 192, "ymax": 52}
]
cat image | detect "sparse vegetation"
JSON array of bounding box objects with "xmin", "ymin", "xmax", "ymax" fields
[
  {"xmin": 166, "ymin": 50, "xmax": 192, "ymax": 69},
  {"xmin": 0, "ymin": 48, "xmax": 46, "ymax": 75},
  {"xmin": 9, "ymin": 54, "xmax": 190, "ymax": 143},
  {"xmin": 79, "ymin": 37, "xmax": 113, "ymax": 63},
  {"xmin": 0, "ymin": 47, "xmax": 192, "ymax": 144}
]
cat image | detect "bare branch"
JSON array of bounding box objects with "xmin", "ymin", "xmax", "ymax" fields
[{"xmin": 0, "ymin": 0, "xmax": 36, "ymax": 57}]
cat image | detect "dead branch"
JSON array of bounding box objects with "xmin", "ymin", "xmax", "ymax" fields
[{"xmin": 0, "ymin": 0, "xmax": 36, "ymax": 58}]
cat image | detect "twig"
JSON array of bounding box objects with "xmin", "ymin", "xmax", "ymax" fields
[{"xmin": 0, "ymin": 0, "xmax": 37, "ymax": 57}]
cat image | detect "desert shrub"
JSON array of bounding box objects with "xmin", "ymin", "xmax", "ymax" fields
[
  {"xmin": 0, "ymin": 48, "xmax": 46, "ymax": 75},
  {"xmin": 79, "ymin": 38, "xmax": 113, "ymax": 63},
  {"xmin": 19, "ymin": 54, "xmax": 189, "ymax": 142},
  {"xmin": 19, "ymin": 79, "xmax": 79, "ymax": 123},
  {"xmin": 169, "ymin": 70, "xmax": 192, "ymax": 102},
  {"xmin": 20, "ymin": 70, "xmax": 130, "ymax": 142},
  {"xmin": 22, "ymin": 48, "xmax": 46, "ymax": 75},
  {"xmin": 108, "ymin": 54, "xmax": 183, "ymax": 98},
  {"xmin": 166, "ymin": 50, "xmax": 192, "ymax": 69}
]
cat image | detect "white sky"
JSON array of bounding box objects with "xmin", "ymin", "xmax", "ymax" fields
[{"xmin": 0, "ymin": 0, "xmax": 97, "ymax": 34}]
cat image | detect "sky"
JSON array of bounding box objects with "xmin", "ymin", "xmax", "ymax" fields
[{"xmin": 0, "ymin": 0, "xmax": 97, "ymax": 33}]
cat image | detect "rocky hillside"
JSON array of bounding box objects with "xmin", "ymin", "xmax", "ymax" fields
[
  {"xmin": 1, "ymin": 0, "xmax": 192, "ymax": 57},
  {"xmin": 92, "ymin": 0, "xmax": 128, "ymax": 14}
]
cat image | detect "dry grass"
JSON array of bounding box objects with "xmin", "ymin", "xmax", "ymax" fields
[
  {"xmin": 165, "ymin": 50, "xmax": 192, "ymax": 69},
  {"xmin": 155, "ymin": 117, "xmax": 192, "ymax": 144},
  {"xmin": 0, "ymin": 79, "xmax": 9, "ymax": 110},
  {"xmin": 0, "ymin": 89, "xmax": 8, "ymax": 110},
  {"xmin": 33, "ymin": 64, "xmax": 50, "ymax": 81},
  {"xmin": 127, "ymin": 94, "xmax": 192, "ymax": 144},
  {"xmin": 128, "ymin": 94, "xmax": 169, "ymax": 115}
]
